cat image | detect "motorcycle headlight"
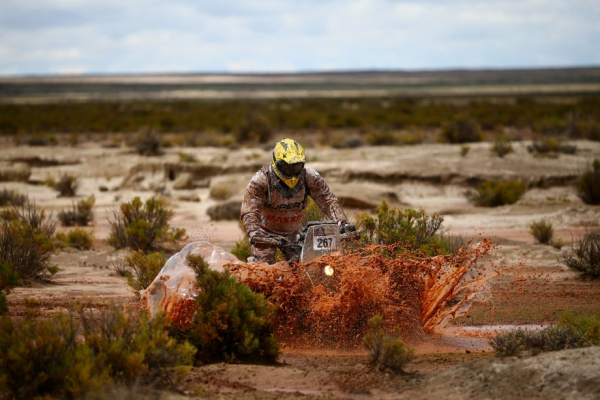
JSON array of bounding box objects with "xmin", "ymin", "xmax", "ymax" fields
[{"xmin": 323, "ymin": 265, "xmax": 334, "ymax": 277}]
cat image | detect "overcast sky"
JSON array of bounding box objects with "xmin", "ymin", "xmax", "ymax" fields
[{"xmin": 0, "ymin": 0, "xmax": 598, "ymax": 76}]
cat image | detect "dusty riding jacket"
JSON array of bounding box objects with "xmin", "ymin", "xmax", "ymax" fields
[{"xmin": 241, "ymin": 166, "xmax": 348, "ymax": 236}]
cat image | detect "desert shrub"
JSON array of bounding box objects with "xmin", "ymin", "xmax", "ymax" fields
[
  {"xmin": 439, "ymin": 114, "xmax": 482, "ymax": 144},
  {"xmin": 108, "ymin": 197, "xmax": 185, "ymax": 252},
  {"xmin": 0, "ymin": 189, "xmax": 26, "ymax": 207},
  {"xmin": 136, "ymin": 128, "xmax": 163, "ymax": 156},
  {"xmin": 0, "ymin": 201, "xmax": 56, "ymax": 283},
  {"xmin": 491, "ymin": 312, "xmax": 600, "ymax": 357},
  {"xmin": 231, "ymin": 236, "xmax": 252, "ymax": 262},
  {"xmin": 301, "ymin": 196, "xmax": 328, "ymax": 225},
  {"xmin": 209, "ymin": 185, "xmax": 232, "ymax": 200},
  {"xmin": 330, "ymin": 134, "xmax": 366, "ymax": 149},
  {"xmin": 180, "ymin": 254, "xmax": 279, "ymax": 364},
  {"xmin": 0, "ymin": 305, "xmax": 195, "ymax": 399},
  {"xmin": 356, "ymin": 201, "xmax": 447, "ymax": 255},
  {"xmin": 527, "ymin": 137, "xmax": 577, "ymax": 156},
  {"xmin": 529, "ymin": 219, "xmax": 554, "ymax": 244},
  {"xmin": 0, "ymin": 261, "xmax": 18, "ymax": 314},
  {"xmin": 235, "ymin": 112, "xmax": 272, "ymax": 143},
  {"xmin": 178, "ymin": 152, "xmax": 198, "ymax": 163},
  {"xmin": 473, "ymin": 180, "xmax": 527, "ymax": 207},
  {"xmin": 126, "ymin": 251, "xmax": 166, "ymax": 292},
  {"xmin": 54, "ymin": 173, "xmax": 79, "ymax": 197},
  {"xmin": 55, "ymin": 228, "xmax": 94, "ymax": 250},
  {"xmin": 460, "ymin": 145, "xmax": 470, "ymax": 157},
  {"xmin": 363, "ymin": 316, "xmax": 414, "ymax": 372},
  {"xmin": 490, "ymin": 140, "xmax": 514, "ymax": 158},
  {"xmin": 577, "ymin": 159, "xmax": 600, "ymax": 205},
  {"xmin": 365, "ymin": 130, "xmax": 399, "ymax": 146},
  {"xmin": 58, "ymin": 195, "xmax": 95, "ymax": 226},
  {"xmin": 563, "ymin": 229, "xmax": 600, "ymax": 278},
  {"xmin": 439, "ymin": 234, "xmax": 468, "ymax": 254}
]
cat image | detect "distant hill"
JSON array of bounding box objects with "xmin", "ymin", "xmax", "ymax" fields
[{"xmin": 1, "ymin": 67, "xmax": 599, "ymax": 103}]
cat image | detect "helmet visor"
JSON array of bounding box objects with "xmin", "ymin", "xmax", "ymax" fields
[{"xmin": 277, "ymin": 161, "xmax": 304, "ymax": 178}]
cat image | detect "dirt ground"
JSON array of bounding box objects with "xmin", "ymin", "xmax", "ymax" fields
[{"xmin": 2, "ymin": 138, "xmax": 600, "ymax": 398}]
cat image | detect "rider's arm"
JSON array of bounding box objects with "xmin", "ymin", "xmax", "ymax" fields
[
  {"xmin": 305, "ymin": 167, "xmax": 349, "ymax": 224},
  {"xmin": 240, "ymin": 170, "xmax": 268, "ymax": 238}
]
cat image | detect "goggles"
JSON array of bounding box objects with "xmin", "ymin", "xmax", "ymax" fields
[{"xmin": 276, "ymin": 161, "xmax": 304, "ymax": 178}]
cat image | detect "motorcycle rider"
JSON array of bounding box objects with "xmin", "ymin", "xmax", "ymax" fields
[{"xmin": 241, "ymin": 138, "xmax": 355, "ymax": 264}]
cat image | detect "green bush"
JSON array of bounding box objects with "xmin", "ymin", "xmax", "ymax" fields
[
  {"xmin": 563, "ymin": 229, "xmax": 600, "ymax": 278},
  {"xmin": 181, "ymin": 254, "xmax": 279, "ymax": 364},
  {"xmin": 108, "ymin": 197, "xmax": 185, "ymax": 252},
  {"xmin": 54, "ymin": 173, "xmax": 79, "ymax": 197},
  {"xmin": 135, "ymin": 128, "xmax": 163, "ymax": 156},
  {"xmin": 527, "ymin": 137, "xmax": 577, "ymax": 156},
  {"xmin": 577, "ymin": 159, "xmax": 600, "ymax": 205},
  {"xmin": 126, "ymin": 251, "xmax": 166, "ymax": 292},
  {"xmin": 0, "ymin": 189, "xmax": 26, "ymax": 207},
  {"xmin": 460, "ymin": 145, "xmax": 471, "ymax": 157},
  {"xmin": 231, "ymin": 236, "xmax": 251, "ymax": 262},
  {"xmin": 473, "ymin": 180, "xmax": 527, "ymax": 207},
  {"xmin": 490, "ymin": 140, "xmax": 514, "ymax": 158},
  {"xmin": 363, "ymin": 316, "xmax": 414, "ymax": 372},
  {"xmin": 491, "ymin": 312, "xmax": 600, "ymax": 357},
  {"xmin": 55, "ymin": 228, "xmax": 94, "ymax": 250},
  {"xmin": 0, "ymin": 261, "xmax": 18, "ymax": 315},
  {"xmin": 439, "ymin": 114, "xmax": 482, "ymax": 144},
  {"xmin": 58, "ymin": 195, "xmax": 95, "ymax": 226},
  {"xmin": 0, "ymin": 201, "xmax": 56, "ymax": 283},
  {"xmin": 356, "ymin": 201, "xmax": 447, "ymax": 255},
  {"xmin": 0, "ymin": 305, "xmax": 195, "ymax": 399},
  {"xmin": 529, "ymin": 219, "xmax": 554, "ymax": 244}
]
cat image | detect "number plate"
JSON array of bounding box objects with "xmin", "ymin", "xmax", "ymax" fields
[{"xmin": 313, "ymin": 235, "xmax": 336, "ymax": 250}]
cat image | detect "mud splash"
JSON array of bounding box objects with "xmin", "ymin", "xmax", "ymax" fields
[
  {"xmin": 141, "ymin": 239, "xmax": 496, "ymax": 346},
  {"xmin": 232, "ymin": 239, "xmax": 496, "ymax": 345}
]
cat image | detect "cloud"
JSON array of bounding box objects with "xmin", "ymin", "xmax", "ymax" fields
[{"xmin": 0, "ymin": 0, "xmax": 598, "ymax": 75}]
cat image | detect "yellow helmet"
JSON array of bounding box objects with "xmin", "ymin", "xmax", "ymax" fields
[{"xmin": 272, "ymin": 138, "xmax": 306, "ymax": 188}]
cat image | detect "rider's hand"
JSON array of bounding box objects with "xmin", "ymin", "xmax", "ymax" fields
[{"xmin": 339, "ymin": 221, "xmax": 356, "ymax": 234}]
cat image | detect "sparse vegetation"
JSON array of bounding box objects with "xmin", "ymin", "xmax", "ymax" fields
[
  {"xmin": 365, "ymin": 130, "xmax": 399, "ymax": 146},
  {"xmin": 0, "ymin": 305, "xmax": 195, "ymax": 399},
  {"xmin": 439, "ymin": 114, "xmax": 482, "ymax": 144},
  {"xmin": 356, "ymin": 201, "xmax": 448, "ymax": 256},
  {"xmin": 178, "ymin": 152, "xmax": 198, "ymax": 163},
  {"xmin": 529, "ymin": 219, "xmax": 554, "ymax": 244},
  {"xmin": 490, "ymin": 139, "xmax": 514, "ymax": 158},
  {"xmin": 108, "ymin": 197, "xmax": 185, "ymax": 252},
  {"xmin": 473, "ymin": 180, "xmax": 527, "ymax": 207},
  {"xmin": 55, "ymin": 228, "xmax": 94, "ymax": 250},
  {"xmin": 180, "ymin": 254, "xmax": 279, "ymax": 364},
  {"xmin": 460, "ymin": 145, "xmax": 470, "ymax": 157},
  {"xmin": 491, "ymin": 312, "xmax": 600, "ymax": 357},
  {"xmin": 209, "ymin": 185, "xmax": 232, "ymax": 201},
  {"xmin": 0, "ymin": 261, "xmax": 18, "ymax": 315},
  {"xmin": 231, "ymin": 236, "xmax": 251, "ymax": 262},
  {"xmin": 563, "ymin": 229, "xmax": 600, "ymax": 278},
  {"xmin": 0, "ymin": 200, "xmax": 56, "ymax": 283},
  {"xmin": 58, "ymin": 195, "xmax": 95, "ymax": 226},
  {"xmin": 577, "ymin": 159, "xmax": 600, "ymax": 205},
  {"xmin": 135, "ymin": 128, "xmax": 163, "ymax": 156},
  {"xmin": 0, "ymin": 189, "xmax": 26, "ymax": 207},
  {"xmin": 363, "ymin": 316, "xmax": 414, "ymax": 372},
  {"xmin": 126, "ymin": 251, "xmax": 166, "ymax": 292},
  {"xmin": 235, "ymin": 112, "xmax": 272, "ymax": 143},
  {"xmin": 527, "ymin": 137, "xmax": 577, "ymax": 156},
  {"xmin": 54, "ymin": 173, "xmax": 79, "ymax": 197}
]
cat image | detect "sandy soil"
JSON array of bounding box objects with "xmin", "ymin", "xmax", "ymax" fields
[{"xmin": 2, "ymin": 139, "xmax": 600, "ymax": 398}]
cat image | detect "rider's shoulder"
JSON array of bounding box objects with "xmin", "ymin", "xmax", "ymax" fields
[{"xmin": 304, "ymin": 167, "xmax": 324, "ymax": 182}]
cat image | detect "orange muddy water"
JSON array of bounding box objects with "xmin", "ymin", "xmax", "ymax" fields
[{"xmin": 179, "ymin": 238, "xmax": 497, "ymax": 348}]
